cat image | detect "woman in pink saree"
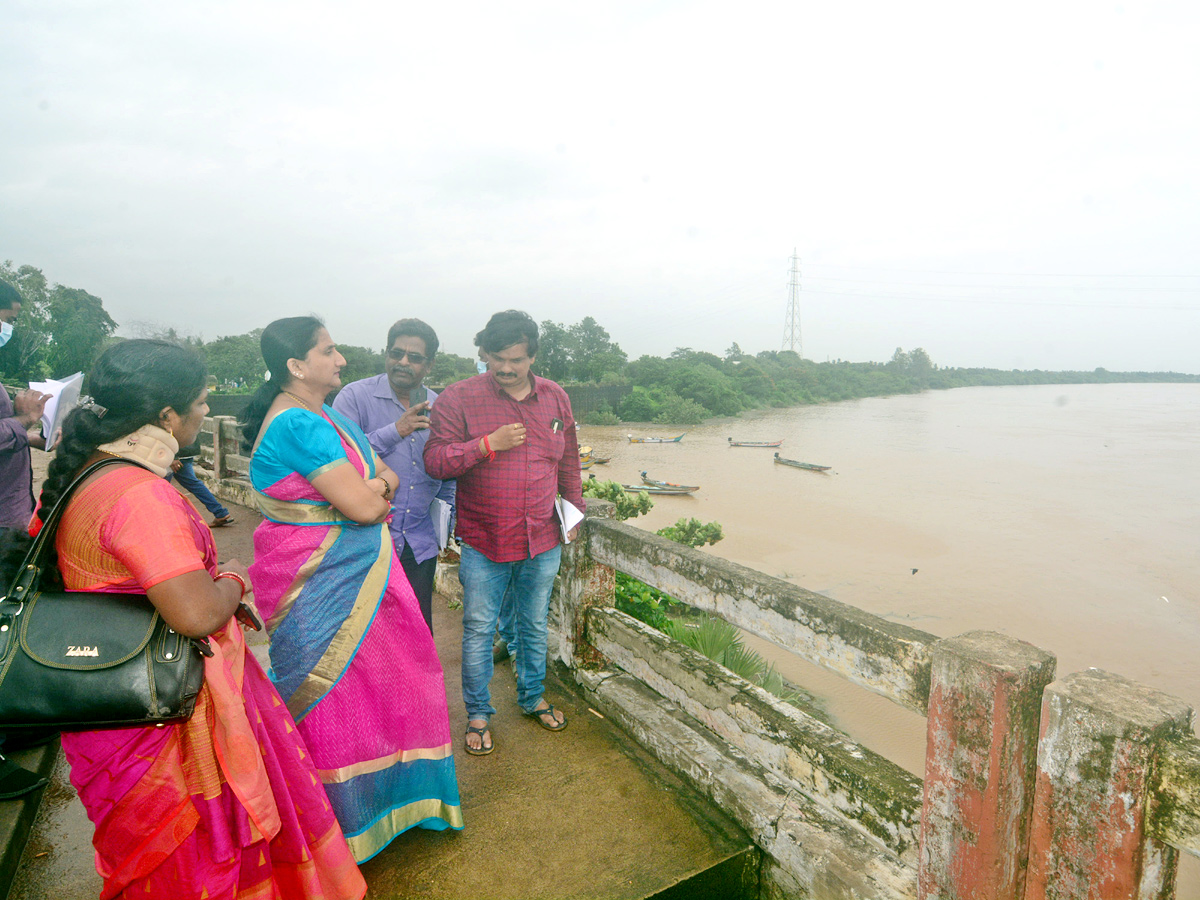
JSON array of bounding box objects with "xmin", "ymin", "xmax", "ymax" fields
[
  {"xmin": 13, "ymin": 339, "xmax": 366, "ymax": 899},
  {"xmin": 241, "ymin": 317, "xmax": 462, "ymax": 863}
]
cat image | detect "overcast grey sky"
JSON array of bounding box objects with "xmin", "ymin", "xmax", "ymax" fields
[{"xmin": 3, "ymin": 1, "xmax": 1198, "ymax": 372}]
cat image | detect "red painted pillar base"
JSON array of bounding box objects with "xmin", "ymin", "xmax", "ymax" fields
[
  {"xmin": 1025, "ymin": 669, "xmax": 1192, "ymax": 900},
  {"xmin": 919, "ymin": 631, "xmax": 1056, "ymax": 900}
]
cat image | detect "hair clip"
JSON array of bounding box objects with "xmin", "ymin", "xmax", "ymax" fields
[{"xmin": 78, "ymin": 396, "xmax": 107, "ymax": 419}]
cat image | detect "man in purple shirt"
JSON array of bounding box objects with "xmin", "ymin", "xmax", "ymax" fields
[
  {"xmin": 0, "ymin": 282, "xmax": 50, "ymax": 531},
  {"xmin": 332, "ymin": 318, "xmax": 454, "ymax": 635},
  {"xmin": 0, "ymin": 279, "xmax": 51, "ymax": 800}
]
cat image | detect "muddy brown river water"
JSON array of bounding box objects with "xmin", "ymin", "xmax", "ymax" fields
[{"xmin": 583, "ymin": 383, "xmax": 1199, "ymax": 767}]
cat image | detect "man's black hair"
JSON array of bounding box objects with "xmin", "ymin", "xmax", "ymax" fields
[
  {"xmin": 474, "ymin": 310, "xmax": 538, "ymax": 357},
  {"xmin": 387, "ymin": 318, "xmax": 439, "ymax": 357},
  {"xmin": 0, "ymin": 280, "xmax": 21, "ymax": 311}
]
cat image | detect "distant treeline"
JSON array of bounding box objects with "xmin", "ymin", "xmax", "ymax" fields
[
  {"xmin": 3, "ymin": 261, "xmax": 1195, "ymax": 427},
  {"xmin": 582, "ymin": 346, "xmax": 1199, "ymax": 426}
]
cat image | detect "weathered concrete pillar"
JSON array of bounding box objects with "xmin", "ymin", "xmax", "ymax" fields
[
  {"xmin": 918, "ymin": 631, "xmax": 1055, "ymax": 900},
  {"xmin": 211, "ymin": 415, "xmax": 235, "ymax": 479},
  {"xmin": 1024, "ymin": 669, "xmax": 1193, "ymax": 900},
  {"xmin": 552, "ymin": 499, "xmax": 615, "ymax": 669}
]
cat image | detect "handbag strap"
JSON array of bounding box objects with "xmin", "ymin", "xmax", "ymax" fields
[{"xmin": 2, "ymin": 458, "xmax": 147, "ymax": 607}]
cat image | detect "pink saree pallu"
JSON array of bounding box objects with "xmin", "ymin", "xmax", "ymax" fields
[{"xmin": 249, "ymin": 406, "xmax": 463, "ymax": 863}]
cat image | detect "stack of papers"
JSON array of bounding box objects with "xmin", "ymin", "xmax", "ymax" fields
[
  {"xmin": 29, "ymin": 372, "xmax": 83, "ymax": 452},
  {"xmin": 429, "ymin": 497, "xmax": 453, "ymax": 551}
]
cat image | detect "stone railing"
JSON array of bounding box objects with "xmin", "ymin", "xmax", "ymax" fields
[
  {"xmin": 550, "ymin": 503, "xmax": 1200, "ymax": 900},
  {"xmin": 194, "ymin": 415, "xmax": 255, "ymax": 507}
]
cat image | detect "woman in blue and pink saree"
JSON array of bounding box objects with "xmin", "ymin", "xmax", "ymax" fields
[{"xmin": 247, "ymin": 358, "xmax": 463, "ymax": 864}]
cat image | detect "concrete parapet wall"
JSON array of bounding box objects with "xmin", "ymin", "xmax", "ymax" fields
[
  {"xmin": 588, "ymin": 606, "xmax": 923, "ymax": 857},
  {"xmin": 576, "ymin": 668, "xmax": 918, "ymax": 900},
  {"xmin": 585, "ymin": 516, "xmax": 937, "ymax": 713},
  {"xmin": 1026, "ymin": 670, "xmax": 1193, "ymax": 899},
  {"xmin": 1151, "ymin": 737, "xmax": 1200, "ymax": 857},
  {"xmin": 919, "ymin": 631, "xmax": 1056, "ymax": 900}
]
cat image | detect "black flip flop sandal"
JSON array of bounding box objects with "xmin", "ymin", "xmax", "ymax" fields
[
  {"xmin": 464, "ymin": 723, "xmax": 494, "ymax": 755},
  {"xmin": 525, "ymin": 703, "xmax": 567, "ymax": 732}
]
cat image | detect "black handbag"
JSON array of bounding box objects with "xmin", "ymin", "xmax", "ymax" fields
[{"xmin": 0, "ymin": 458, "xmax": 209, "ymax": 730}]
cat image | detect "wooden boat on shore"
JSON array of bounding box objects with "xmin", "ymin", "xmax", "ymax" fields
[
  {"xmin": 627, "ymin": 434, "xmax": 685, "ymax": 443},
  {"xmin": 728, "ymin": 438, "xmax": 783, "ymax": 448},
  {"xmin": 773, "ymin": 452, "xmax": 831, "ymax": 472},
  {"xmin": 639, "ymin": 471, "xmax": 700, "ymax": 492},
  {"xmin": 591, "ymin": 456, "xmax": 611, "ymax": 465},
  {"xmin": 621, "ymin": 482, "xmax": 699, "ymax": 496}
]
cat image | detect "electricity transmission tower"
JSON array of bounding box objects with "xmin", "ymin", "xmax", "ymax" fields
[{"xmin": 781, "ymin": 250, "xmax": 802, "ymax": 357}]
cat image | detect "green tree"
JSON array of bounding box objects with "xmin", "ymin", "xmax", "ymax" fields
[
  {"xmin": 535, "ymin": 320, "xmax": 571, "ymax": 382},
  {"xmin": 666, "ymin": 363, "xmax": 744, "ymax": 416},
  {"xmin": 429, "ymin": 351, "xmax": 478, "ymax": 385},
  {"xmin": 201, "ymin": 331, "xmax": 264, "ymax": 386},
  {"xmin": 568, "ymin": 316, "xmax": 626, "ymax": 382},
  {"xmin": 43, "ymin": 286, "xmax": 118, "ymax": 376},
  {"xmin": 908, "ymin": 347, "xmax": 933, "ymax": 386},
  {"xmin": 338, "ymin": 344, "xmax": 383, "ymax": 385}
]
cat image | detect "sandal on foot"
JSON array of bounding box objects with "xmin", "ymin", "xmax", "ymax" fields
[
  {"xmin": 464, "ymin": 724, "xmax": 494, "ymax": 756},
  {"xmin": 211, "ymin": 515, "xmax": 236, "ymax": 528},
  {"xmin": 525, "ymin": 703, "xmax": 567, "ymax": 732}
]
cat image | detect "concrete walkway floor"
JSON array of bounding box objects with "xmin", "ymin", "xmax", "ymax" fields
[{"xmin": 6, "ymin": 491, "xmax": 751, "ymax": 899}]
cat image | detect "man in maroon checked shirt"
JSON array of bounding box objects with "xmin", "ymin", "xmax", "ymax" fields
[{"xmin": 424, "ymin": 310, "xmax": 583, "ymax": 757}]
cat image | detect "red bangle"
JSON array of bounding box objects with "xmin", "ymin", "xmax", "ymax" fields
[{"xmin": 215, "ymin": 571, "xmax": 247, "ymax": 598}]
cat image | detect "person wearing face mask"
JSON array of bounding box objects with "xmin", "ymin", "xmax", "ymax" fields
[
  {"xmin": 0, "ymin": 281, "xmax": 51, "ymax": 535},
  {"xmin": 0, "ymin": 280, "xmax": 53, "ymax": 799}
]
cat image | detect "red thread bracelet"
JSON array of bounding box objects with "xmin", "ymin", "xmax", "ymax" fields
[{"xmin": 481, "ymin": 435, "xmax": 495, "ymax": 460}]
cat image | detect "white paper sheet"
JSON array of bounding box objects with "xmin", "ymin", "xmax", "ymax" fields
[
  {"xmin": 28, "ymin": 371, "xmax": 83, "ymax": 452},
  {"xmin": 555, "ymin": 496, "xmax": 585, "ymax": 543}
]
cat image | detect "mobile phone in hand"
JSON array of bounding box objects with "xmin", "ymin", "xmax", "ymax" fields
[{"xmin": 409, "ymin": 385, "xmax": 428, "ymax": 406}]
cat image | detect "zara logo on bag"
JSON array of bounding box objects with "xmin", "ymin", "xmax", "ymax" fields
[{"xmin": 65, "ymin": 645, "xmax": 100, "ymax": 658}]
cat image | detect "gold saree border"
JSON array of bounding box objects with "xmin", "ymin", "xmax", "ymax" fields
[
  {"xmin": 316, "ymin": 743, "xmax": 454, "ymax": 784},
  {"xmin": 264, "ymin": 526, "xmax": 342, "ymax": 636},
  {"xmin": 284, "ymin": 529, "xmax": 392, "ymax": 721},
  {"xmin": 345, "ymin": 799, "xmax": 465, "ymax": 863},
  {"xmin": 253, "ymin": 489, "xmax": 356, "ymax": 526}
]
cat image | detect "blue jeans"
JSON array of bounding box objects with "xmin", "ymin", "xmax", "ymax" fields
[
  {"xmin": 459, "ymin": 543, "xmax": 562, "ymax": 721},
  {"xmin": 170, "ymin": 459, "xmax": 229, "ymax": 519},
  {"xmin": 496, "ymin": 585, "xmax": 516, "ymax": 646}
]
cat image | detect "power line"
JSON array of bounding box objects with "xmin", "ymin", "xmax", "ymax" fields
[
  {"xmin": 804, "ymin": 262, "xmax": 1200, "ymax": 278},
  {"xmin": 805, "ymin": 275, "xmax": 1200, "ymax": 293},
  {"xmin": 801, "ymin": 287, "xmax": 1199, "ymax": 312}
]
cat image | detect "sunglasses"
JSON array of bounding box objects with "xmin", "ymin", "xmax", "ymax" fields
[{"xmin": 387, "ymin": 349, "xmax": 428, "ymax": 365}]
